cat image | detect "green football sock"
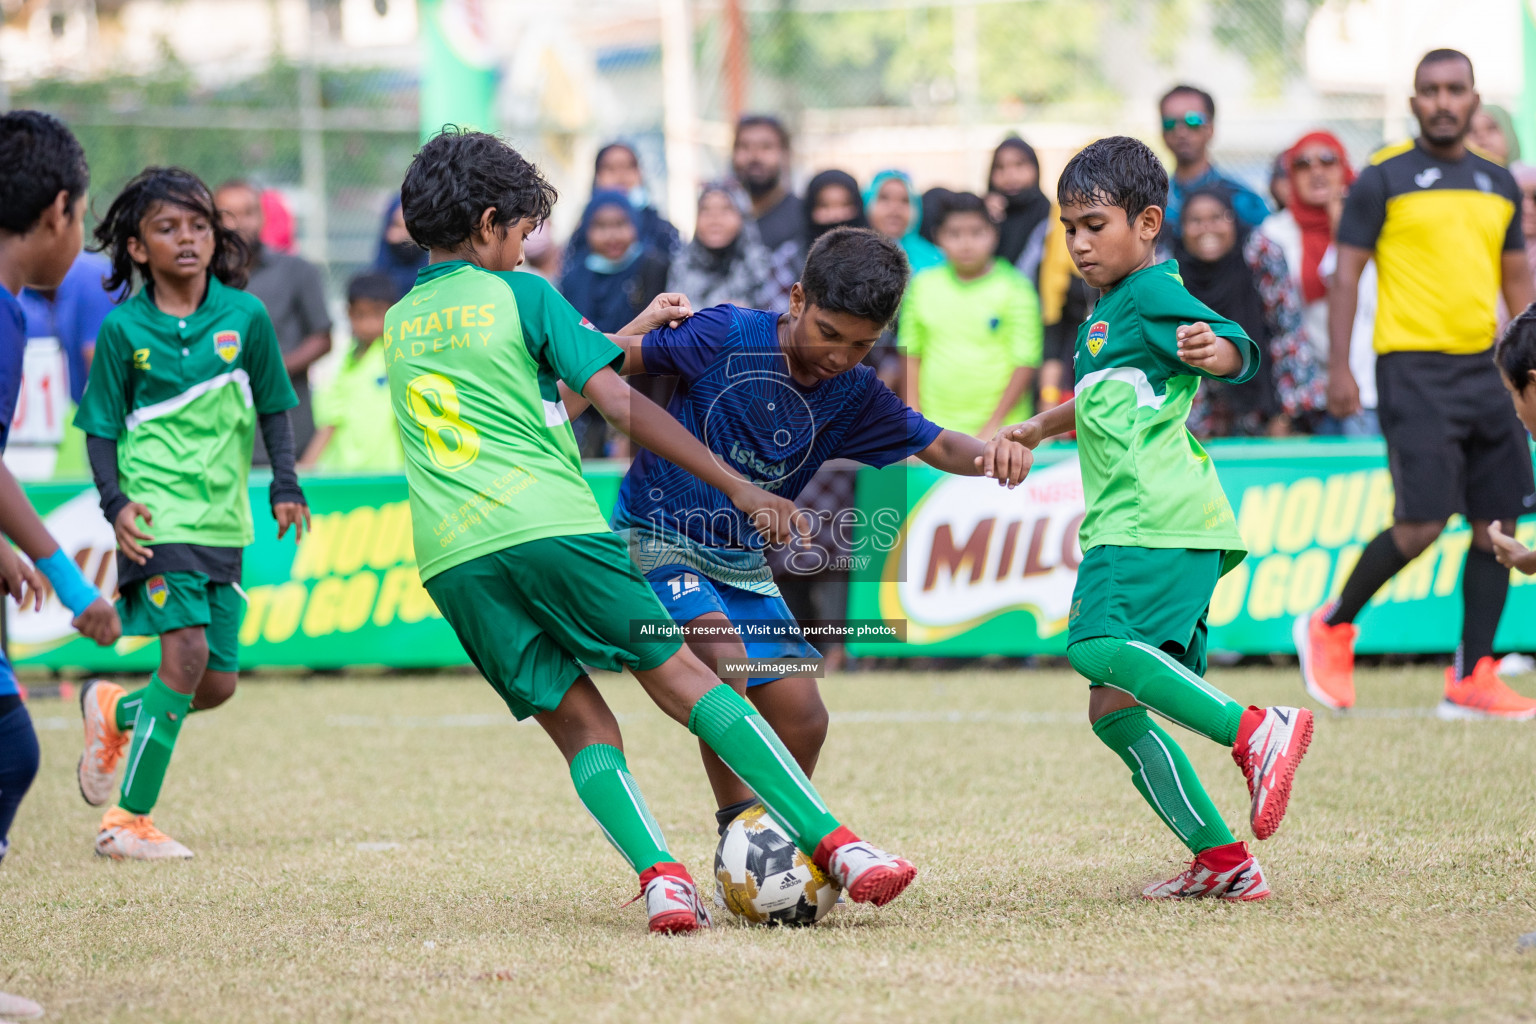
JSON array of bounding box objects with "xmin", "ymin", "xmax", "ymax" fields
[
  {"xmin": 118, "ymin": 674, "xmax": 192, "ymax": 815},
  {"xmin": 1068, "ymin": 636, "xmax": 1244, "ymax": 745},
  {"xmin": 116, "ymin": 689, "xmax": 216, "ymax": 732},
  {"xmin": 1092, "ymin": 705, "xmax": 1236, "ymax": 855},
  {"xmin": 114, "ymin": 689, "xmax": 140, "ymax": 732},
  {"xmin": 687, "ymin": 684, "xmax": 841, "ymax": 857},
  {"xmin": 568, "ymin": 744, "xmax": 672, "ymax": 874}
]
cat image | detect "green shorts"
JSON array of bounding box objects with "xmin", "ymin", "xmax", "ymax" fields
[
  {"xmin": 1067, "ymin": 545, "xmax": 1222, "ymax": 677},
  {"xmin": 424, "ymin": 532, "xmax": 685, "ymax": 721},
  {"xmin": 118, "ymin": 571, "xmax": 243, "ymax": 673}
]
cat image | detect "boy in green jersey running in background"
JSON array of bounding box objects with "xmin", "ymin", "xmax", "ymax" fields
[
  {"xmin": 994, "ymin": 137, "xmax": 1315, "ymax": 900},
  {"xmin": 74, "ymin": 168, "xmax": 310, "ymax": 860},
  {"xmin": 386, "ymin": 128, "xmax": 916, "ymax": 933}
]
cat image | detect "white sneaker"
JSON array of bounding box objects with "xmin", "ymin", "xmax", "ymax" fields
[
  {"xmin": 825, "ymin": 839, "xmax": 917, "ymax": 907},
  {"xmin": 95, "ymin": 808, "xmax": 194, "ymax": 861},
  {"xmin": 1143, "ymin": 843, "xmax": 1271, "ymax": 901},
  {"xmin": 0, "ymin": 990, "xmax": 44, "ymax": 1020},
  {"xmin": 640, "ymin": 864, "xmax": 710, "ymax": 933},
  {"xmin": 78, "ymin": 679, "xmax": 127, "ymax": 807}
]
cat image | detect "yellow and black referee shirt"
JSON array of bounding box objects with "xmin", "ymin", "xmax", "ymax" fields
[{"xmin": 1337, "ymin": 139, "xmax": 1523, "ymax": 355}]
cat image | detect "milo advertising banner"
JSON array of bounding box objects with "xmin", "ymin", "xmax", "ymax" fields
[
  {"xmin": 8, "ymin": 468, "xmax": 627, "ymax": 673},
  {"xmin": 13, "ymin": 441, "xmax": 1536, "ymax": 670},
  {"xmin": 847, "ymin": 439, "xmax": 1536, "ymax": 657}
]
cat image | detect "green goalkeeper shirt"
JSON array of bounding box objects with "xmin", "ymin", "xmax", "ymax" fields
[
  {"xmin": 383, "ymin": 261, "xmax": 623, "ymax": 583},
  {"xmin": 1072, "ymin": 260, "xmax": 1258, "ymax": 571},
  {"xmin": 75, "ymin": 276, "xmax": 298, "ymax": 550}
]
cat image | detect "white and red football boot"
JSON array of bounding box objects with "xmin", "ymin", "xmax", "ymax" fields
[
  {"xmin": 638, "ymin": 862, "xmax": 711, "ymax": 934},
  {"xmin": 1233, "ymin": 705, "xmax": 1314, "ymax": 840},
  {"xmin": 1143, "ymin": 842, "xmax": 1271, "ymax": 901},
  {"xmin": 814, "ymin": 827, "xmax": 916, "ymax": 907}
]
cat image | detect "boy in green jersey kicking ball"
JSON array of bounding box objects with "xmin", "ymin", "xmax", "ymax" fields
[
  {"xmin": 73, "ymin": 168, "xmax": 310, "ymax": 860},
  {"xmin": 995, "ymin": 137, "xmax": 1315, "ymax": 899},
  {"xmin": 385, "ymin": 128, "xmax": 915, "ymax": 933}
]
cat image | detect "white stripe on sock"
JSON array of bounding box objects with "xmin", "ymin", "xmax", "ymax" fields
[
  {"xmin": 1149, "ymin": 729, "xmax": 1206, "ymax": 829},
  {"xmin": 617, "ymin": 770, "xmax": 669, "ymax": 853},
  {"xmin": 745, "ymin": 715, "xmax": 827, "ymax": 818},
  {"xmin": 1096, "ymin": 681, "xmax": 1203, "ymax": 735},
  {"xmin": 1128, "ymin": 739, "xmax": 1189, "ymax": 841},
  {"xmin": 1127, "ymin": 640, "xmax": 1239, "ymax": 717},
  {"xmin": 120, "ymin": 716, "xmax": 155, "ymax": 798}
]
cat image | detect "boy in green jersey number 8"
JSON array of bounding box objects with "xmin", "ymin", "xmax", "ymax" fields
[
  {"xmin": 385, "ymin": 129, "xmax": 916, "ymax": 933},
  {"xmin": 990, "ymin": 138, "xmax": 1316, "ymax": 900}
]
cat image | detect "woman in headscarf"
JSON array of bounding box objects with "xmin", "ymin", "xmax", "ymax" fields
[
  {"xmin": 986, "ymin": 137, "xmax": 1053, "ymax": 271},
  {"xmin": 558, "ymin": 191, "xmax": 670, "ymax": 456},
  {"xmin": 863, "ymin": 169, "xmax": 944, "ymax": 273},
  {"xmin": 567, "ymin": 141, "xmax": 682, "ymax": 263},
  {"xmin": 803, "ymin": 169, "xmax": 867, "ymax": 243},
  {"xmin": 372, "ymin": 196, "xmax": 426, "ymax": 300},
  {"xmin": 1176, "ymin": 187, "xmax": 1324, "ymax": 438},
  {"xmin": 666, "ymin": 182, "xmax": 773, "ymax": 310},
  {"xmin": 1259, "ymin": 130, "xmax": 1379, "ymax": 434},
  {"xmin": 1470, "ymin": 104, "xmax": 1521, "ymax": 165},
  {"xmin": 559, "ymin": 190, "xmax": 671, "ymax": 334}
]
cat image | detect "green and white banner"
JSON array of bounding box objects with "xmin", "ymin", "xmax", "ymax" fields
[
  {"xmin": 11, "ymin": 441, "xmax": 1536, "ymax": 671},
  {"xmin": 847, "ymin": 439, "xmax": 1536, "ymax": 657}
]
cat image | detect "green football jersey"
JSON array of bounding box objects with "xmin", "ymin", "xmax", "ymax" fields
[
  {"xmin": 74, "ymin": 276, "xmax": 297, "ymax": 547},
  {"xmin": 383, "ymin": 262, "xmax": 623, "ymax": 582},
  {"xmin": 1072, "ymin": 260, "xmax": 1259, "ymax": 570}
]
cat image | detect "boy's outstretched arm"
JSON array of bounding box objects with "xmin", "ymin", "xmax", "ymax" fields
[
  {"xmin": 1003, "ymin": 398, "xmax": 1076, "ymax": 449},
  {"xmin": 915, "ymin": 429, "xmax": 1032, "ymax": 488},
  {"xmin": 0, "ymin": 461, "xmax": 120, "ymax": 645},
  {"xmin": 581, "ymin": 366, "xmax": 807, "ymax": 546},
  {"xmin": 563, "ymin": 292, "xmax": 695, "ymax": 421},
  {"xmin": 1176, "ymin": 322, "xmax": 1245, "ymax": 378}
]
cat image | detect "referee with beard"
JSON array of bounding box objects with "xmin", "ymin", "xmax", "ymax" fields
[{"xmin": 1296, "ymin": 48, "xmax": 1536, "ymax": 719}]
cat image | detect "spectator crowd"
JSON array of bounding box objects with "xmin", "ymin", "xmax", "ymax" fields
[{"xmin": 17, "ymin": 77, "xmax": 1536, "ymax": 470}]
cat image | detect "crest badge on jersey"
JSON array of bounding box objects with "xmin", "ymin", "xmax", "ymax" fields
[
  {"xmin": 214, "ymin": 330, "xmax": 241, "ymax": 364},
  {"xmin": 146, "ymin": 575, "xmax": 168, "ymax": 609},
  {"xmin": 1086, "ymin": 320, "xmax": 1110, "ymax": 356}
]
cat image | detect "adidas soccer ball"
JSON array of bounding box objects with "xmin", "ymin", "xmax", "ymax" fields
[{"xmin": 714, "ymin": 804, "xmax": 838, "ymax": 926}]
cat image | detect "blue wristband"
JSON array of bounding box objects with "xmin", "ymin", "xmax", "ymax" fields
[{"xmin": 36, "ymin": 549, "xmax": 101, "ymax": 617}]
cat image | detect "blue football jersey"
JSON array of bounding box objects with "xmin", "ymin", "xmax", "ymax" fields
[{"xmin": 612, "ymin": 304, "xmax": 941, "ymax": 549}]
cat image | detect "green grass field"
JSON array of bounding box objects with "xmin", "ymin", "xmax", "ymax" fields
[{"xmin": 5, "ymin": 664, "xmax": 1536, "ymax": 1023}]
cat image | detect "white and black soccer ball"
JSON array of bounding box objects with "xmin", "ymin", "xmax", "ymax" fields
[{"xmin": 714, "ymin": 804, "xmax": 838, "ymax": 926}]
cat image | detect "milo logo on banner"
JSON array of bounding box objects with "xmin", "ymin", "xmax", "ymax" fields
[{"xmin": 878, "ymin": 459, "xmax": 1086, "ymax": 645}]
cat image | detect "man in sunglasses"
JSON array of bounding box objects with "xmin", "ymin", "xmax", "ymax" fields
[{"xmin": 1159, "ymin": 84, "xmax": 1270, "ymax": 234}]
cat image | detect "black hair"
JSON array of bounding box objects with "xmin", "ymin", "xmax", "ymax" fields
[
  {"xmin": 93, "ymin": 166, "xmax": 248, "ymax": 295},
  {"xmin": 799, "ymin": 227, "xmax": 908, "ymax": 327},
  {"xmin": 918, "ymin": 187, "xmax": 955, "ymax": 243},
  {"xmin": 989, "ymin": 136, "xmax": 1039, "ymax": 186},
  {"xmin": 734, "ymin": 114, "xmax": 791, "ymax": 151},
  {"xmin": 0, "ymin": 110, "xmax": 89, "ymax": 235},
  {"xmin": 1415, "ymin": 48, "xmax": 1474, "ymax": 87},
  {"xmin": 1160, "ymin": 83, "xmax": 1216, "ymax": 121},
  {"xmin": 1268, "ymin": 152, "xmax": 1290, "ymax": 210},
  {"xmin": 930, "ymin": 191, "xmax": 993, "ymax": 232},
  {"xmin": 1495, "ymin": 304, "xmax": 1536, "ymax": 393},
  {"xmin": 1057, "ymin": 136, "xmax": 1169, "ymax": 221},
  {"xmin": 347, "ymin": 271, "xmax": 399, "ymax": 306},
  {"xmin": 399, "ymin": 127, "xmax": 558, "ymax": 252},
  {"xmin": 594, "ymin": 142, "xmax": 639, "ymax": 177}
]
